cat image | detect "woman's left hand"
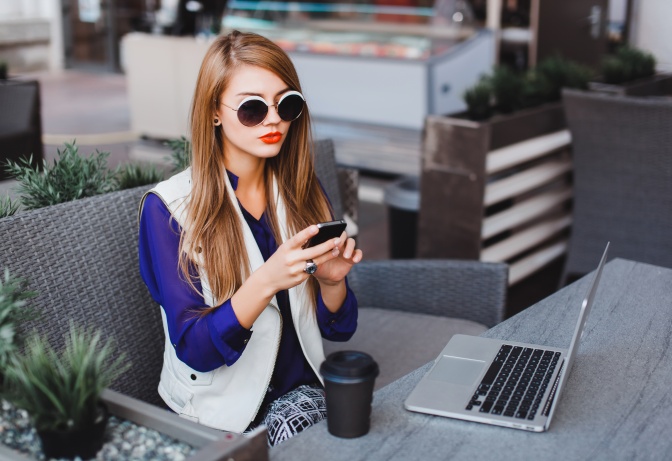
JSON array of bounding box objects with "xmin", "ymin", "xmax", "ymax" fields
[{"xmin": 313, "ymin": 231, "xmax": 363, "ymax": 285}]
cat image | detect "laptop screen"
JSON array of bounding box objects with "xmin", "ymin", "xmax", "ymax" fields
[{"xmin": 549, "ymin": 242, "xmax": 609, "ymax": 418}]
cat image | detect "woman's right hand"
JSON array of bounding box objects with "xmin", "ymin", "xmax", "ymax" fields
[
  {"xmin": 256, "ymin": 224, "xmax": 342, "ymax": 295},
  {"xmin": 232, "ymin": 225, "xmax": 342, "ymax": 329}
]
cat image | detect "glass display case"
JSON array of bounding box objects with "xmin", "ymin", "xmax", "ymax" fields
[
  {"xmin": 223, "ymin": 0, "xmax": 477, "ymax": 61},
  {"xmin": 222, "ymin": 1, "xmax": 494, "ymax": 129},
  {"xmin": 222, "ymin": 1, "xmax": 495, "ymax": 174}
]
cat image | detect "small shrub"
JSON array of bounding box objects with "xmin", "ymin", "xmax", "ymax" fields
[
  {"xmin": 601, "ymin": 46, "xmax": 657, "ymax": 84},
  {"xmin": 116, "ymin": 163, "xmax": 163, "ymax": 190},
  {"xmin": 4, "ymin": 142, "xmax": 118, "ymax": 210},
  {"xmin": 462, "ymin": 56, "xmax": 594, "ymax": 120},
  {"xmin": 491, "ymin": 66, "xmax": 525, "ymax": 113},
  {"xmin": 464, "ymin": 77, "xmax": 493, "ymax": 121},
  {"xmin": 519, "ymin": 71, "xmax": 548, "ymax": 108},
  {"xmin": 3, "ymin": 323, "xmax": 129, "ymax": 432},
  {"xmin": 601, "ymin": 56, "xmax": 626, "ymax": 85},
  {"xmin": 534, "ymin": 56, "xmax": 593, "ymax": 102},
  {"xmin": 0, "ymin": 195, "xmax": 19, "ymax": 218},
  {"xmin": 166, "ymin": 136, "xmax": 191, "ymax": 172}
]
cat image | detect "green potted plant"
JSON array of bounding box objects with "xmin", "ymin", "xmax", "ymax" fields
[
  {"xmin": 0, "ymin": 195, "xmax": 19, "ymax": 218},
  {"xmin": 532, "ymin": 55, "xmax": 592, "ymax": 102},
  {"xmin": 435, "ymin": 57, "xmax": 591, "ymax": 156},
  {"xmin": 463, "ymin": 77, "xmax": 493, "ymax": 121},
  {"xmin": 4, "ymin": 140, "xmax": 167, "ymax": 211},
  {"xmin": 116, "ymin": 162, "xmax": 163, "ymax": 190},
  {"xmin": 165, "ymin": 135, "xmax": 192, "ymax": 172},
  {"xmin": 418, "ymin": 56, "xmax": 589, "ymax": 263},
  {"xmin": 490, "ymin": 66, "xmax": 525, "ymax": 114},
  {"xmin": 4, "ymin": 141, "xmax": 118, "ymax": 210},
  {"xmin": 0, "ymin": 269, "xmax": 37, "ymax": 384},
  {"xmin": 2, "ymin": 323, "xmax": 129, "ymax": 459},
  {"xmin": 590, "ymin": 46, "xmax": 671, "ymax": 96}
]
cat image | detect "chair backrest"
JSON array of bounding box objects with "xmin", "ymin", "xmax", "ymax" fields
[
  {"xmin": 0, "ymin": 186, "xmax": 164, "ymax": 406},
  {"xmin": 348, "ymin": 259, "xmax": 508, "ymax": 328},
  {"xmin": 0, "ymin": 81, "xmax": 39, "ymax": 134},
  {"xmin": 313, "ymin": 138, "xmax": 345, "ymax": 218},
  {"xmin": 313, "ymin": 138, "xmax": 361, "ymax": 222},
  {"xmin": 562, "ymin": 89, "xmax": 672, "ymax": 283},
  {"xmin": 0, "ymin": 80, "xmax": 44, "ymax": 181}
]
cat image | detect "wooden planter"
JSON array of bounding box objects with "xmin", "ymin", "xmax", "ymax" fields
[
  {"xmin": 588, "ymin": 73, "xmax": 672, "ymax": 97},
  {"xmin": 0, "ymin": 389, "xmax": 268, "ymax": 461},
  {"xmin": 417, "ymin": 102, "xmax": 573, "ymax": 285}
]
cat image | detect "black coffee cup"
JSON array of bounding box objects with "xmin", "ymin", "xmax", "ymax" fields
[{"xmin": 319, "ymin": 350, "xmax": 379, "ymax": 438}]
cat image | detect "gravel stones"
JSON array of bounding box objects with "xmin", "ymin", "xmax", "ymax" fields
[{"xmin": 1, "ymin": 400, "xmax": 195, "ymax": 460}]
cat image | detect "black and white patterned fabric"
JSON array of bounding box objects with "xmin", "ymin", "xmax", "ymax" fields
[{"xmin": 248, "ymin": 384, "xmax": 327, "ymax": 447}]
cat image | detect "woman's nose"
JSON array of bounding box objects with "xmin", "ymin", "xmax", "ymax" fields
[{"xmin": 264, "ymin": 103, "xmax": 282, "ymax": 125}]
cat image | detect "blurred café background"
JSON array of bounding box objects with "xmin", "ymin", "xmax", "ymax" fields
[{"xmin": 1, "ymin": 0, "xmax": 670, "ymax": 316}]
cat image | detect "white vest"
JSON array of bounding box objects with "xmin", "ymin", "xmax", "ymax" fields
[{"xmin": 142, "ymin": 168, "xmax": 326, "ymax": 433}]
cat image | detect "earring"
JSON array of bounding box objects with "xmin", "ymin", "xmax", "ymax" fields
[{"xmin": 214, "ymin": 118, "xmax": 221, "ymax": 126}]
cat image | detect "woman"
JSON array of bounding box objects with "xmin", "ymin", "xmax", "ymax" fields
[{"xmin": 138, "ymin": 30, "xmax": 362, "ymax": 446}]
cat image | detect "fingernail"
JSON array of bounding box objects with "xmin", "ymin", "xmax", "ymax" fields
[
  {"xmin": 332, "ymin": 248, "xmax": 339, "ymax": 256},
  {"xmin": 344, "ymin": 251, "xmax": 351, "ymax": 258},
  {"xmin": 333, "ymin": 238, "xmax": 340, "ymax": 246}
]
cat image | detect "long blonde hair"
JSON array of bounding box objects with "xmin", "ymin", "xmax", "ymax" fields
[{"xmin": 179, "ymin": 30, "xmax": 332, "ymax": 309}]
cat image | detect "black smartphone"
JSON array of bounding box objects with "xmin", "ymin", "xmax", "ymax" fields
[{"xmin": 305, "ymin": 219, "xmax": 347, "ymax": 248}]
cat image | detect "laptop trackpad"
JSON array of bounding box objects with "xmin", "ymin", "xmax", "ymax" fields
[{"xmin": 428, "ymin": 356, "xmax": 486, "ymax": 387}]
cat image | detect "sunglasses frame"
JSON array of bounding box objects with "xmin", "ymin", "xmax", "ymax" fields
[{"xmin": 221, "ymin": 90, "xmax": 305, "ymax": 127}]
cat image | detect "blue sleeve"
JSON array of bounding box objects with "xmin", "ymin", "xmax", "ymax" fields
[
  {"xmin": 316, "ymin": 278, "xmax": 358, "ymax": 341},
  {"xmin": 138, "ymin": 193, "xmax": 252, "ymax": 372}
]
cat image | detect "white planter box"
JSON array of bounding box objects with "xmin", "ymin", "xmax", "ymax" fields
[{"xmin": 0, "ymin": 389, "xmax": 267, "ymax": 461}]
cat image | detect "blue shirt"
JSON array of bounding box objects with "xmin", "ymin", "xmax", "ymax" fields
[{"xmin": 138, "ymin": 172, "xmax": 357, "ymax": 408}]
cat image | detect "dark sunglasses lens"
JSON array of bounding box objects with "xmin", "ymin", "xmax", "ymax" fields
[
  {"xmin": 278, "ymin": 95, "xmax": 304, "ymax": 122},
  {"xmin": 237, "ymin": 99, "xmax": 268, "ymax": 127}
]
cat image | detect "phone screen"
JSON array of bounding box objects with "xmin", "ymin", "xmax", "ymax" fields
[{"xmin": 306, "ymin": 219, "xmax": 347, "ymax": 248}]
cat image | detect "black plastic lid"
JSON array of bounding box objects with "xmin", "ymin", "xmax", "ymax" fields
[{"xmin": 320, "ymin": 350, "xmax": 379, "ymax": 380}]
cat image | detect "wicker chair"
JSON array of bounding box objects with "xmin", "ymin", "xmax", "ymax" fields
[
  {"xmin": 0, "ymin": 186, "xmax": 164, "ymax": 406},
  {"xmin": 0, "ymin": 139, "xmax": 508, "ymax": 404},
  {"xmin": 561, "ymin": 89, "xmax": 672, "ymax": 285}
]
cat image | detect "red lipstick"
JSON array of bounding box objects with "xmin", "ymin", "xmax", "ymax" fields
[{"xmin": 260, "ymin": 132, "xmax": 282, "ymax": 144}]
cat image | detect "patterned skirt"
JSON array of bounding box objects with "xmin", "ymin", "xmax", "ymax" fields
[{"xmin": 247, "ymin": 384, "xmax": 327, "ymax": 447}]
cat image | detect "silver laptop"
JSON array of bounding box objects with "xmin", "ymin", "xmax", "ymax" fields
[{"xmin": 405, "ymin": 243, "xmax": 609, "ymax": 432}]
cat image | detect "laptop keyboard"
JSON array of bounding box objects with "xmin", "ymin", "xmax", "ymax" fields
[{"xmin": 465, "ymin": 345, "xmax": 561, "ymax": 421}]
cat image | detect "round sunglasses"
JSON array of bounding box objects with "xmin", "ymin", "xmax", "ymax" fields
[{"xmin": 221, "ymin": 91, "xmax": 305, "ymax": 127}]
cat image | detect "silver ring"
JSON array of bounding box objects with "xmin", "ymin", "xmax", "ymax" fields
[{"xmin": 304, "ymin": 259, "xmax": 317, "ymax": 275}]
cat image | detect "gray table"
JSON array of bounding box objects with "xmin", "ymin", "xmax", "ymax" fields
[{"xmin": 272, "ymin": 259, "xmax": 672, "ymax": 460}]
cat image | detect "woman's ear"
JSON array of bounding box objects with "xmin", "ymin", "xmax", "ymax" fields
[{"xmin": 213, "ymin": 106, "xmax": 224, "ymax": 126}]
